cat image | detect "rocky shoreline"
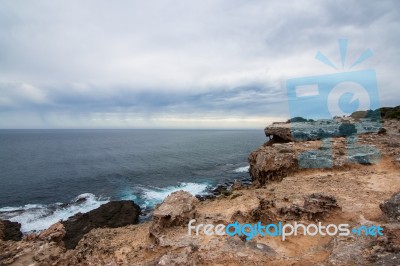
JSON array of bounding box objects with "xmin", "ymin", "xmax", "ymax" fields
[{"xmin": 1, "ymin": 116, "xmax": 400, "ymax": 265}]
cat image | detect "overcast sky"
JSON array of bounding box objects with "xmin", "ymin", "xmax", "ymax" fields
[{"xmin": 0, "ymin": 0, "xmax": 399, "ymax": 129}]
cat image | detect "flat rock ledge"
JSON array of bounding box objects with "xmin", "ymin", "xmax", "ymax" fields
[
  {"xmin": 265, "ymin": 119, "xmax": 381, "ymax": 143},
  {"xmin": 251, "ymin": 119, "xmax": 384, "ymax": 186}
]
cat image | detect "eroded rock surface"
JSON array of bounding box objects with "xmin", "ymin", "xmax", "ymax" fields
[
  {"xmin": 376, "ymin": 223, "xmax": 400, "ymax": 253},
  {"xmin": 0, "ymin": 239, "xmax": 75, "ymax": 265},
  {"xmin": 38, "ymin": 222, "xmax": 66, "ymax": 243},
  {"xmin": 380, "ymin": 191, "xmax": 400, "ymax": 222},
  {"xmin": 232, "ymin": 193, "xmax": 340, "ymax": 223},
  {"xmin": 150, "ymin": 190, "xmax": 199, "ymax": 238},
  {"xmin": 302, "ymin": 193, "xmax": 341, "ymax": 219},
  {"xmin": 251, "ymin": 121, "xmax": 387, "ymax": 186},
  {"xmin": 326, "ymin": 235, "xmax": 370, "ymax": 266},
  {"xmin": 265, "ymin": 119, "xmax": 381, "ymax": 142},
  {"xmin": 248, "ymin": 142, "xmax": 298, "ymax": 186}
]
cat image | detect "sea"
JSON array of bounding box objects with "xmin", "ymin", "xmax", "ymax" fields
[{"xmin": 0, "ymin": 129, "xmax": 265, "ymax": 233}]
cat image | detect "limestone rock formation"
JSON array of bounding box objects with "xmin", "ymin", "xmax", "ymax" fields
[
  {"xmin": 264, "ymin": 122, "xmax": 294, "ymax": 142},
  {"xmin": 264, "ymin": 119, "xmax": 381, "ymax": 143},
  {"xmin": 265, "ymin": 121, "xmax": 341, "ymax": 142},
  {"xmin": 157, "ymin": 247, "xmax": 194, "ymax": 266},
  {"xmin": 150, "ymin": 191, "xmax": 198, "ymax": 238},
  {"xmin": 62, "ymin": 200, "xmax": 141, "ymax": 249},
  {"xmin": 0, "ymin": 239, "xmax": 72, "ymax": 265},
  {"xmin": 38, "ymin": 222, "xmax": 66, "ymax": 243},
  {"xmin": 251, "ymin": 119, "xmax": 383, "ymax": 186},
  {"xmin": 248, "ymin": 142, "xmax": 298, "ymax": 186}
]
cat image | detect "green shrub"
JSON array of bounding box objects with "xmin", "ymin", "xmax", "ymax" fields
[{"xmin": 287, "ymin": 117, "xmax": 314, "ymax": 123}]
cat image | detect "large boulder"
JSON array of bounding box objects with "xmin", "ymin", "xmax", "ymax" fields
[
  {"xmin": 0, "ymin": 219, "xmax": 22, "ymax": 241},
  {"xmin": 380, "ymin": 192, "xmax": 400, "ymax": 222},
  {"xmin": 264, "ymin": 122, "xmax": 294, "ymax": 142},
  {"xmin": 38, "ymin": 222, "xmax": 66, "ymax": 243},
  {"xmin": 62, "ymin": 200, "xmax": 141, "ymax": 249},
  {"xmin": 150, "ymin": 191, "xmax": 198, "ymax": 237},
  {"xmin": 248, "ymin": 143, "xmax": 298, "ymax": 186}
]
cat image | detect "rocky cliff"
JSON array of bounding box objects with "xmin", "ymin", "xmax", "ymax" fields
[
  {"xmin": 1, "ymin": 119, "xmax": 400, "ymax": 265},
  {"xmin": 250, "ymin": 118, "xmax": 389, "ymax": 186}
]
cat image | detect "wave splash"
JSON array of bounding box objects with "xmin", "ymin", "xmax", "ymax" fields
[
  {"xmin": 0, "ymin": 182, "xmax": 210, "ymax": 233},
  {"xmin": 121, "ymin": 182, "xmax": 209, "ymax": 209},
  {"xmin": 142, "ymin": 182, "xmax": 208, "ymax": 206},
  {"xmin": 0, "ymin": 193, "xmax": 109, "ymax": 233},
  {"xmin": 233, "ymin": 165, "xmax": 250, "ymax": 173}
]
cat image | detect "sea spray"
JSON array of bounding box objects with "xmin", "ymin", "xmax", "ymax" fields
[{"xmin": 0, "ymin": 193, "xmax": 109, "ymax": 232}]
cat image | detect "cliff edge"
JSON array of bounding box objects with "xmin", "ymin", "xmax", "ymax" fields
[{"xmin": 1, "ymin": 118, "xmax": 400, "ymax": 265}]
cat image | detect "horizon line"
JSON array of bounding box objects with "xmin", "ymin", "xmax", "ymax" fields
[{"xmin": 0, "ymin": 128, "xmax": 263, "ymax": 131}]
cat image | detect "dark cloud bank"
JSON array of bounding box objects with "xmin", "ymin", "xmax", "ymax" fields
[{"xmin": 0, "ymin": 0, "xmax": 398, "ymax": 128}]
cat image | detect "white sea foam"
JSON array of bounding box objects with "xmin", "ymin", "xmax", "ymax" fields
[
  {"xmin": 0, "ymin": 206, "xmax": 27, "ymax": 212},
  {"xmin": 0, "ymin": 183, "xmax": 209, "ymax": 233},
  {"xmin": 0, "ymin": 204, "xmax": 45, "ymax": 212},
  {"xmin": 0, "ymin": 193, "xmax": 109, "ymax": 233},
  {"xmin": 141, "ymin": 182, "xmax": 209, "ymax": 207},
  {"xmin": 234, "ymin": 165, "xmax": 250, "ymax": 173}
]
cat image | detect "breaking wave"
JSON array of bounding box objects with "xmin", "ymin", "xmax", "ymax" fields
[
  {"xmin": 233, "ymin": 165, "xmax": 250, "ymax": 173},
  {"xmin": 0, "ymin": 193, "xmax": 109, "ymax": 233}
]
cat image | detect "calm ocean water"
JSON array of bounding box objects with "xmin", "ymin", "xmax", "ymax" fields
[{"xmin": 0, "ymin": 129, "xmax": 265, "ymax": 232}]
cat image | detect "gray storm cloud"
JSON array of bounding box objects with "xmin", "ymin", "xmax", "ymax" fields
[{"xmin": 0, "ymin": 0, "xmax": 399, "ymax": 128}]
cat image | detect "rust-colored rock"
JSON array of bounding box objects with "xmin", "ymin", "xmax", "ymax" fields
[
  {"xmin": 264, "ymin": 122, "xmax": 294, "ymax": 142},
  {"xmin": 150, "ymin": 191, "xmax": 198, "ymax": 238},
  {"xmin": 248, "ymin": 143, "xmax": 298, "ymax": 186},
  {"xmin": 38, "ymin": 222, "xmax": 66, "ymax": 243}
]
